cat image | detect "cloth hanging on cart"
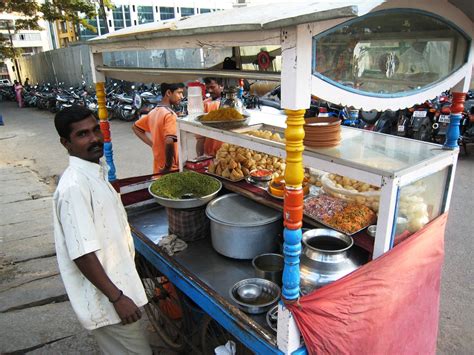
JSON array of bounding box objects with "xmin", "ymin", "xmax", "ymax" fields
[{"xmin": 288, "ymin": 213, "xmax": 447, "ymax": 355}]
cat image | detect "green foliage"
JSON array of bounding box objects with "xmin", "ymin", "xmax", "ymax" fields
[{"xmin": 0, "ymin": 0, "xmax": 97, "ymax": 60}]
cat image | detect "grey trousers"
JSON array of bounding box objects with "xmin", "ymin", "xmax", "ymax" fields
[{"xmin": 91, "ymin": 321, "xmax": 152, "ymax": 355}]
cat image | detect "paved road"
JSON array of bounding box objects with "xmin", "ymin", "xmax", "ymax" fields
[{"xmin": 0, "ymin": 102, "xmax": 472, "ymax": 353}]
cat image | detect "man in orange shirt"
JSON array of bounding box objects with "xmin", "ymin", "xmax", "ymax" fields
[
  {"xmin": 132, "ymin": 83, "xmax": 185, "ymax": 174},
  {"xmin": 196, "ymin": 77, "xmax": 224, "ymax": 156}
]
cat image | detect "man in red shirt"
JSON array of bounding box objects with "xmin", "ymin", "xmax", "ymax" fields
[
  {"xmin": 196, "ymin": 77, "xmax": 224, "ymax": 156},
  {"xmin": 132, "ymin": 83, "xmax": 185, "ymax": 174}
]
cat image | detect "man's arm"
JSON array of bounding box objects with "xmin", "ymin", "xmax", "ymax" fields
[
  {"xmin": 74, "ymin": 252, "xmax": 142, "ymax": 325},
  {"xmin": 161, "ymin": 136, "xmax": 175, "ymax": 173},
  {"xmin": 132, "ymin": 124, "xmax": 153, "ymax": 147}
]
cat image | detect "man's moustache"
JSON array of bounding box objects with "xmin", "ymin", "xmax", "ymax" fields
[{"xmin": 87, "ymin": 143, "xmax": 104, "ymax": 152}]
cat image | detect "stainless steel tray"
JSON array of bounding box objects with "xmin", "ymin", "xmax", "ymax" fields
[
  {"xmin": 204, "ymin": 168, "xmax": 246, "ymax": 182},
  {"xmin": 196, "ymin": 114, "xmax": 250, "ymax": 129},
  {"xmin": 303, "ymin": 214, "xmax": 369, "ymax": 236},
  {"xmin": 303, "ymin": 195, "xmax": 373, "ymax": 236},
  {"xmin": 232, "ymin": 124, "xmax": 285, "ymax": 141}
]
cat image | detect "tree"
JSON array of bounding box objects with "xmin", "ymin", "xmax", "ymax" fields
[
  {"xmin": 0, "ymin": 0, "xmax": 96, "ymax": 83},
  {"xmin": 97, "ymin": 0, "xmax": 113, "ymax": 35}
]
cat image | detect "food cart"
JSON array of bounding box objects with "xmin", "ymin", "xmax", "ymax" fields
[{"xmin": 88, "ymin": 1, "xmax": 473, "ymax": 353}]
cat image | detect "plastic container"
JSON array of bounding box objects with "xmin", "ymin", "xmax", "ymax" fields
[{"xmin": 187, "ymin": 94, "xmax": 204, "ymax": 114}]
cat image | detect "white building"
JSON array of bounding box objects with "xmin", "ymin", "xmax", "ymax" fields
[
  {"xmin": 0, "ymin": 12, "xmax": 54, "ymax": 82},
  {"xmin": 78, "ymin": 0, "xmax": 235, "ymax": 41}
]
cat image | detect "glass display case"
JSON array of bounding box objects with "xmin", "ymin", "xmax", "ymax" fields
[{"xmin": 177, "ymin": 112, "xmax": 458, "ymax": 258}]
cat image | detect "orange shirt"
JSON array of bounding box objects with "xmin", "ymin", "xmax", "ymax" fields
[
  {"xmin": 203, "ymin": 99, "xmax": 223, "ymax": 156},
  {"xmin": 134, "ymin": 106, "xmax": 179, "ymax": 174}
]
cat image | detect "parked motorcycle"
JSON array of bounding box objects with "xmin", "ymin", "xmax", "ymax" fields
[{"xmin": 407, "ymin": 101, "xmax": 437, "ymax": 142}]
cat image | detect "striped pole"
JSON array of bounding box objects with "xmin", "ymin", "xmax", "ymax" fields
[
  {"xmin": 96, "ymin": 82, "xmax": 117, "ymax": 181},
  {"xmin": 282, "ymin": 108, "xmax": 306, "ymax": 302}
]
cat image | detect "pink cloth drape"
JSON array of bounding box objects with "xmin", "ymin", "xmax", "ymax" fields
[{"xmin": 288, "ymin": 213, "xmax": 447, "ymax": 355}]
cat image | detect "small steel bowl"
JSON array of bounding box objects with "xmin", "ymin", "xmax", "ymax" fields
[
  {"xmin": 367, "ymin": 225, "xmax": 377, "ymax": 238},
  {"xmin": 249, "ymin": 169, "xmax": 273, "ymax": 182},
  {"xmin": 230, "ymin": 278, "xmax": 280, "ymax": 314},
  {"xmin": 237, "ymin": 283, "xmax": 262, "ymax": 302},
  {"xmin": 252, "ymin": 253, "xmax": 284, "ymax": 286}
]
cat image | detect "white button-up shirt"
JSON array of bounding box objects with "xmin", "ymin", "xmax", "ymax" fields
[{"xmin": 53, "ymin": 156, "xmax": 148, "ymax": 330}]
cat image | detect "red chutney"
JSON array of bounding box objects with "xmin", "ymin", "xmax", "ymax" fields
[{"xmin": 251, "ymin": 169, "xmax": 273, "ymax": 177}]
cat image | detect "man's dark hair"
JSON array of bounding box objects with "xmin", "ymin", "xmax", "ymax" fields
[
  {"xmin": 54, "ymin": 105, "xmax": 95, "ymax": 140},
  {"xmin": 203, "ymin": 77, "xmax": 223, "ymax": 86},
  {"xmin": 160, "ymin": 82, "xmax": 185, "ymax": 96}
]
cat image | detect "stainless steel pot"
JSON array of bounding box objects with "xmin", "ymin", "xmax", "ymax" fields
[
  {"xmin": 206, "ymin": 194, "xmax": 282, "ymax": 259},
  {"xmin": 252, "ymin": 253, "xmax": 284, "ymax": 286},
  {"xmin": 300, "ymin": 229, "xmax": 367, "ymax": 294}
]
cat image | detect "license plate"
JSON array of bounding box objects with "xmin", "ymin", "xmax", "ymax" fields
[
  {"xmin": 413, "ymin": 110, "xmax": 427, "ymax": 118},
  {"xmin": 439, "ymin": 115, "xmax": 450, "ymax": 123},
  {"xmin": 398, "ymin": 125, "xmax": 405, "ymax": 132}
]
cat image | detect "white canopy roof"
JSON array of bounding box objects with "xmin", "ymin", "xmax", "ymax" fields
[
  {"xmin": 88, "ymin": 0, "xmax": 473, "ymax": 110},
  {"xmin": 89, "ymin": 1, "xmax": 384, "ymax": 46}
]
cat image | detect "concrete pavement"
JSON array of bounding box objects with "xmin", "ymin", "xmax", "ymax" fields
[{"xmin": 0, "ymin": 101, "xmax": 473, "ymax": 353}]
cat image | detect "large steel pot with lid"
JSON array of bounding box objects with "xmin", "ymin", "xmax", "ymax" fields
[{"xmin": 206, "ymin": 194, "xmax": 282, "ymax": 259}]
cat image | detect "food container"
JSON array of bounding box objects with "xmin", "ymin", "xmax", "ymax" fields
[
  {"xmin": 206, "ymin": 194, "xmax": 282, "ymax": 259},
  {"xmin": 304, "ymin": 117, "xmax": 341, "ymax": 148},
  {"xmin": 149, "ymin": 172, "xmax": 222, "ymax": 209},
  {"xmin": 229, "ymin": 278, "xmax": 280, "ymax": 314},
  {"xmin": 367, "ymin": 225, "xmax": 377, "ymax": 238},
  {"xmin": 249, "ymin": 169, "xmax": 273, "ymax": 182},
  {"xmin": 252, "ymin": 253, "xmax": 284, "ymax": 286},
  {"xmin": 268, "ymin": 176, "xmax": 310, "ymax": 198},
  {"xmin": 300, "ymin": 228, "xmax": 368, "ymax": 294}
]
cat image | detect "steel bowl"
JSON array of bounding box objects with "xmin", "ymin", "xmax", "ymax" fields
[
  {"xmin": 148, "ymin": 174, "xmax": 222, "ymax": 209},
  {"xmin": 236, "ymin": 283, "xmax": 262, "ymax": 302},
  {"xmin": 249, "ymin": 169, "xmax": 273, "ymax": 182},
  {"xmin": 252, "ymin": 253, "xmax": 284, "ymax": 286},
  {"xmin": 367, "ymin": 225, "xmax": 377, "ymax": 238},
  {"xmin": 266, "ymin": 305, "xmax": 279, "ymax": 332},
  {"xmin": 230, "ymin": 278, "xmax": 280, "ymax": 314}
]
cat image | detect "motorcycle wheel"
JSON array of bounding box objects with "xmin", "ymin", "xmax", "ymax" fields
[
  {"xmin": 120, "ymin": 109, "xmax": 137, "ymax": 122},
  {"xmin": 413, "ymin": 117, "xmax": 433, "ymax": 142},
  {"xmin": 360, "ymin": 110, "xmax": 381, "ymax": 124}
]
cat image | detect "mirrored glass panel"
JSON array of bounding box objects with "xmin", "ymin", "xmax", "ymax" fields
[{"xmin": 313, "ymin": 11, "xmax": 470, "ymax": 95}]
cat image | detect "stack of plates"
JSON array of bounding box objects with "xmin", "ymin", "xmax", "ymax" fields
[{"xmin": 303, "ymin": 117, "xmax": 341, "ymax": 148}]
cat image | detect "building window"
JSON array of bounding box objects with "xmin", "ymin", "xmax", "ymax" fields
[
  {"xmin": 138, "ymin": 6, "xmax": 154, "ymax": 24},
  {"xmin": 160, "ymin": 7, "xmax": 174, "ymax": 20},
  {"xmin": 99, "ymin": 18, "xmax": 108, "ymax": 35},
  {"xmin": 181, "ymin": 7, "xmax": 194, "ymax": 17},
  {"xmin": 200, "ymin": 8, "xmax": 211, "ymax": 13},
  {"xmin": 79, "ymin": 19, "xmax": 98, "ymax": 40},
  {"xmin": 13, "ymin": 33, "xmax": 42, "ymax": 41},
  {"xmin": 124, "ymin": 5, "xmax": 132, "ymax": 27},
  {"xmin": 112, "ymin": 6, "xmax": 124, "ymax": 30}
]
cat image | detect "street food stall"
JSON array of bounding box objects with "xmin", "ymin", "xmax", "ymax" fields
[{"xmin": 88, "ymin": 1, "xmax": 473, "ymax": 353}]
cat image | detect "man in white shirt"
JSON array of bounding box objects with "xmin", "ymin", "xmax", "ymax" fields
[{"xmin": 53, "ymin": 105, "xmax": 152, "ymax": 354}]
